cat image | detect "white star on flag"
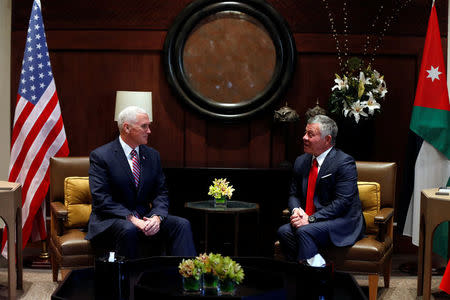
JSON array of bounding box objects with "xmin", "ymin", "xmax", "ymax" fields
[{"xmin": 426, "ymin": 65, "xmax": 442, "ymax": 82}]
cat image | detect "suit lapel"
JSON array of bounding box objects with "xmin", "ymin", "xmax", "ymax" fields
[
  {"xmin": 137, "ymin": 145, "xmax": 151, "ymax": 194},
  {"xmin": 302, "ymin": 154, "xmax": 313, "ymax": 199},
  {"xmin": 113, "ymin": 138, "xmax": 135, "ymax": 188},
  {"xmin": 137, "ymin": 145, "xmax": 146, "ymax": 193},
  {"xmin": 317, "ymin": 147, "xmax": 336, "ymax": 182}
]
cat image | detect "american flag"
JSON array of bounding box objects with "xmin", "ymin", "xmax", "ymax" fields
[{"xmin": 1, "ymin": 0, "xmax": 69, "ymax": 256}]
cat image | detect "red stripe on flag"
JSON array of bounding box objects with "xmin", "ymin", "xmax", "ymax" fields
[
  {"xmin": 20, "ymin": 114, "xmax": 65, "ymax": 204},
  {"xmin": 8, "ymin": 92, "xmax": 58, "ymax": 182},
  {"xmin": 10, "ymin": 98, "xmax": 34, "ymax": 149},
  {"xmin": 20, "ymin": 167, "xmax": 51, "ymax": 248}
]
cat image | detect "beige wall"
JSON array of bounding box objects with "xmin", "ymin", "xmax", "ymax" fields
[
  {"xmin": 0, "ymin": 0, "xmax": 11, "ymax": 228},
  {"xmin": 0, "ymin": 0, "xmax": 11, "ymax": 181}
]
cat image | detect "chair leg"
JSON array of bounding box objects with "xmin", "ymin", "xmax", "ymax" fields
[
  {"xmin": 368, "ymin": 274, "xmax": 379, "ymax": 300},
  {"xmin": 383, "ymin": 260, "xmax": 392, "ymax": 288},
  {"xmin": 51, "ymin": 255, "xmax": 59, "ymax": 282}
]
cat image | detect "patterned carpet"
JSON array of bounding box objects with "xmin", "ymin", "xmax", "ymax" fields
[
  {"xmin": 355, "ymin": 274, "xmax": 446, "ymax": 300},
  {"xmin": 0, "ymin": 268, "xmax": 447, "ymax": 299},
  {"xmin": 0, "ymin": 268, "xmax": 57, "ymax": 300}
]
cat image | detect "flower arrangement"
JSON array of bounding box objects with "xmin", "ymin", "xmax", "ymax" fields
[
  {"xmin": 215, "ymin": 255, "xmax": 245, "ymax": 284},
  {"xmin": 208, "ymin": 178, "xmax": 235, "ymax": 200},
  {"xmin": 178, "ymin": 258, "xmax": 205, "ymax": 281},
  {"xmin": 328, "ymin": 57, "xmax": 387, "ymax": 123},
  {"xmin": 178, "ymin": 253, "xmax": 245, "ymax": 294}
]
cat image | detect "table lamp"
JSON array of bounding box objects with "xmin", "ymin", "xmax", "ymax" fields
[{"xmin": 114, "ymin": 91, "xmax": 153, "ymax": 122}]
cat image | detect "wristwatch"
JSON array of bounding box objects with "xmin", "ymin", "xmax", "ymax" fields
[
  {"xmin": 151, "ymin": 214, "xmax": 165, "ymax": 222},
  {"xmin": 308, "ymin": 215, "xmax": 316, "ymax": 223}
]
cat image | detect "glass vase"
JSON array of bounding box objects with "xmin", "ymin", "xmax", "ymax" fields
[
  {"xmin": 219, "ymin": 278, "xmax": 237, "ymax": 295},
  {"xmin": 214, "ymin": 196, "xmax": 227, "ymax": 208},
  {"xmin": 202, "ymin": 273, "xmax": 219, "ymax": 295},
  {"xmin": 182, "ymin": 276, "xmax": 202, "ymax": 293}
]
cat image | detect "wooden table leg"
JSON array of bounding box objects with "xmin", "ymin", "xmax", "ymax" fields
[
  {"xmin": 16, "ymin": 206, "xmax": 23, "ymax": 290},
  {"xmin": 204, "ymin": 213, "xmax": 209, "ymax": 253},
  {"xmin": 7, "ymin": 220, "xmax": 16, "ymax": 300},
  {"xmin": 423, "ymin": 222, "xmax": 434, "ymax": 300},
  {"xmin": 234, "ymin": 213, "xmax": 239, "ymax": 256},
  {"xmin": 417, "ymin": 210, "xmax": 425, "ymax": 296}
]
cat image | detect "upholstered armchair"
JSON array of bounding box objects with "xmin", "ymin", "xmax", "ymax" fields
[
  {"xmin": 274, "ymin": 161, "xmax": 397, "ymax": 300},
  {"xmin": 49, "ymin": 156, "xmax": 93, "ymax": 282}
]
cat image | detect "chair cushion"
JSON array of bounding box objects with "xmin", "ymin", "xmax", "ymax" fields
[
  {"xmin": 64, "ymin": 177, "xmax": 92, "ymax": 228},
  {"xmin": 324, "ymin": 234, "xmax": 393, "ymax": 261},
  {"xmin": 58, "ymin": 229, "xmax": 93, "ymax": 256},
  {"xmin": 358, "ymin": 181, "xmax": 380, "ymax": 234}
]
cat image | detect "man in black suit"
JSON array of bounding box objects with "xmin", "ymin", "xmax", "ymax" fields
[
  {"xmin": 85, "ymin": 106, "xmax": 196, "ymax": 258},
  {"xmin": 277, "ymin": 115, "xmax": 365, "ymax": 265}
]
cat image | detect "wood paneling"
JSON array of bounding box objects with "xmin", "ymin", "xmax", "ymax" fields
[{"xmin": 11, "ymin": 8, "xmax": 434, "ymax": 167}]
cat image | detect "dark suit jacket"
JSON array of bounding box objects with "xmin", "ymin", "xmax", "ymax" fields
[
  {"xmin": 85, "ymin": 138, "xmax": 169, "ymax": 240},
  {"xmin": 288, "ymin": 147, "xmax": 365, "ymax": 247}
]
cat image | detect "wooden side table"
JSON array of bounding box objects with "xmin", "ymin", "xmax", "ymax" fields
[
  {"xmin": 417, "ymin": 188, "xmax": 450, "ymax": 300},
  {"xmin": 0, "ymin": 181, "xmax": 23, "ymax": 300},
  {"xmin": 185, "ymin": 200, "xmax": 260, "ymax": 256}
]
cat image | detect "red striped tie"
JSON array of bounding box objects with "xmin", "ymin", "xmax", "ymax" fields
[
  {"xmin": 130, "ymin": 149, "xmax": 140, "ymax": 187},
  {"xmin": 305, "ymin": 158, "xmax": 318, "ymax": 215}
]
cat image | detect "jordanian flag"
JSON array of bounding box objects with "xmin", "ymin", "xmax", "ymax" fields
[{"xmin": 398, "ymin": 4, "xmax": 450, "ymax": 253}]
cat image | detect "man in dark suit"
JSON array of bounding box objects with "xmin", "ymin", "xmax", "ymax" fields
[
  {"xmin": 85, "ymin": 106, "xmax": 196, "ymax": 259},
  {"xmin": 277, "ymin": 115, "xmax": 365, "ymax": 265}
]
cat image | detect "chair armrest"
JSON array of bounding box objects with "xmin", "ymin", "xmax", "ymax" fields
[
  {"xmin": 50, "ymin": 201, "xmax": 68, "ymax": 220},
  {"xmin": 374, "ymin": 207, "xmax": 393, "ymax": 224},
  {"xmin": 374, "ymin": 207, "xmax": 394, "ymax": 242},
  {"xmin": 50, "ymin": 201, "xmax": 67, "ymax": 237},
  {"xmin": 282, "ymin": 208, "xmax": 290, "ymax": 222}
]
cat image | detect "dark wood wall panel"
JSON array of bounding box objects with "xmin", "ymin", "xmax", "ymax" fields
[
  {"xmin": 11, "ymin": 23, "xmax": 432, "ymax": 170},
  {"xmin": 184, "ymin": 113, "xmax": 207, "ymax": 167}
]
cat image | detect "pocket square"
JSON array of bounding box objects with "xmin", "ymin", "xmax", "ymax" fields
[{"xmin": 321, "ymin": 173, "xmax": 332, "ymax": 179}]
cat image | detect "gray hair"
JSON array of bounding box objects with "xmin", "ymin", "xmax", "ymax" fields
[
  {"xmin": 117, "ymin": 106, "xmax": 148, "ymax": 131},
  {"xmin": 307, "ymin": 115, "xmax": 338, "ymax": 145}
]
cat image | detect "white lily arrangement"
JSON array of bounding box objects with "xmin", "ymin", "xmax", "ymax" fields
[{"xmin": 328, "ymin": 57, "xmax": 387, "ymax": 123}]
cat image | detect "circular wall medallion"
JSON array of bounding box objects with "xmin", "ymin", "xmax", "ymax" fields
[{"xmin": 164, "ymin": 0, "xmax": 296, "ymax": 121}]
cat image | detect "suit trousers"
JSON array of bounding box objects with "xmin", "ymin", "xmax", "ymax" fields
[
  {"xmin": 277, "ymin": 221, "xmax": 332, "ymax": 261},
  {"xmin": 91, "ymin": 215, "xmax": 197, "ymax": 259}
]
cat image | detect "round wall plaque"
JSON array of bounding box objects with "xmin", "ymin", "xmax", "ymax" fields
[{"xmin": 164, "ymin": 0, "xmax": 296, "ymax": 121}]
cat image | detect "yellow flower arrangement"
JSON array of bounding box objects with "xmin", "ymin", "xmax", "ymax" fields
[{"xmin": 208, "ymin": 178, "xmax": 235, "ymax": 200}]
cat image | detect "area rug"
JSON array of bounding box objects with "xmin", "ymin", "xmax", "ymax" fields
[
  {"xmin": 355, "ymin": 274, "xmax": 447, "ymax": 299},
  {"xmin": 0, "ymin": 268, "xmax": 58, "ymax": 300}
]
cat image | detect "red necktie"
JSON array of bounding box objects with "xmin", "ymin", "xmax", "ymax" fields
[
  {"xmin": 130, "ymin": 149, "xmax": 140, "ymax": 187},
  {"xmin": 305, "ymin": 158, "xmax": 318, "ymax": 215}
]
